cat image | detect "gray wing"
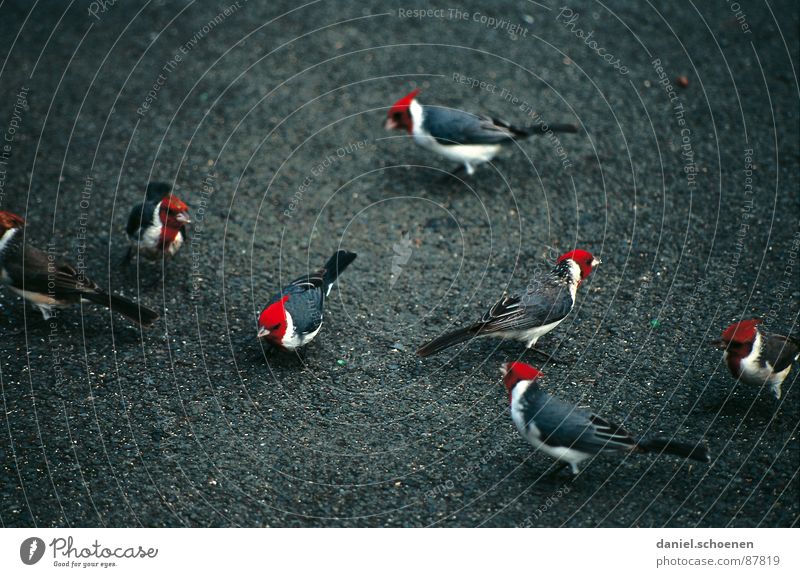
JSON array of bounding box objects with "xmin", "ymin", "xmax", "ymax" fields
[
  {"xmin": 270, "ymin": 275, "xmax": 325, "ymax": 335},
  {"xmin": 422, "ymin": 105, "xmax": 520, "ymax": 145},
  {"xmin": 764, "ymin": 334, "xmax": 800, "ymax": 373},
  {"xmin": 477, "ymin": 284, "xmax": 573, "ymax": 334},
  {"xmin": 521, "ymin": 390, "xmax": 637, "ymax": 454}
]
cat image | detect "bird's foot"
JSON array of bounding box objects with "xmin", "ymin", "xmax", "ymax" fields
[
  {"xmin": 527, "ymin": 347, "xmax": 565, "ymax": 365},
  {"xmin": 548, "ymin": 460, "xmax": 578, "ymax": 480},
  {"xmin": 120, "ymin": 246, "xmax": 134, "ymax": 266}
]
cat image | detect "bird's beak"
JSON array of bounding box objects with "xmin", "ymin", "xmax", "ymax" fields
[
  {"xmin": 592, "ymin": 258, "xmax": 601, "ymax": 267},
  {"xmin": 257, "ymin": 327, "xmax": 269, "ymax": 339},
  {"xmin": 384, "ymin": 117, "xmax": 397, "ymax": 131},
  {"xmin": 176, "ymin": 212, "xmax": 192, "ymax": 224},
  {"xmin": 710, "ymin": 338, "xmax": 725, "ymax": 349}
]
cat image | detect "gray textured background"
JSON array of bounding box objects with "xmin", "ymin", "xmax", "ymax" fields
[{"xmin": 0, "ymin": 0, "xmax": 797, "ymax": 527}]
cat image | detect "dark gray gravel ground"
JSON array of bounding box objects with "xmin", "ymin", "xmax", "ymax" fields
[{"xmin": 0, "ymin": 0, "xmax": 798, "ymax": 527}]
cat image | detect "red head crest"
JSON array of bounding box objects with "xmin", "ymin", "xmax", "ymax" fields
[
  {"xmin": 501, "ymin": 361, "xmax": 542, "ymax": 394},
  {"xmin": 557, "ymin": 249, "xmax": 599, "ymax": 279},
  {"xmin": 0, "ymin": 211, "xmax": 26, "ymax": 232},
  {"xmin": 159, "ymin": 195, "xmax": 191, "ymax": 227},
  {"xmin": 384, "ymin": 89, "xmax": 420, "ymax": 133},
  {"xmin": 258, "ymin": 295, "xmax": 290, "ymax": 341},
  {"xmin": 721, "ymin": 318, "xmax": 761, "ymax": 344}
]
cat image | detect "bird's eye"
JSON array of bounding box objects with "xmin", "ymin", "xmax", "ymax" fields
[
  {"xmin": 269, "ymin": 324, "xmax": 281, "ymax": 330},
  {"xmin": 393, "ymin": 112, "xmax": 402, "ymax": 120}
]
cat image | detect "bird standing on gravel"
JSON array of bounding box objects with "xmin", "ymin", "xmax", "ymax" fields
[
  {"xmin": 713, "ymin": 318, "xmax": 799, "ymax": 400},
  {"xmin": 257, "ymin": 250, "xmax": 357, "ymax": 351},
  {"xmin": 417, "ymin": 249, "xmax": 600, "ymax": 358},
  {"xmin": 383, "ymin": 89, "xmax": 578, "ymax": 175},
  {"xmin": 501, "ymin": 362, "xmax": 711, "ymax": 474},
  {"xmin": 0, "ymin": 211, "xmax": 159, "ymax": 326},
  {"xmin": 124, "ymin": 182, "xmax": 191, "ymax": 263}
]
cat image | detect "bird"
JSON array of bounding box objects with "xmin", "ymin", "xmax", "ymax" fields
[
  {"xmin": 416, "ymin": 249, "xmax": 600, "ymax": 357},
  {"xmin": 712, "ymin": 318, "xmax": 799, "ymax": 400},
  {"xmin": 0, "ymin": 211, "xmax": 159, "ymax": 326},
  {"xmin": 124, "ymin": 181, "xmax": 191, "ymax": 263},
  {"xmin": 257, "ymin": 250, "xmax": 357, "ymax": 351},
  {"xmin": 383, "ymin": 89, "xmax": 578, "ymax": 175},
  {"xmin": 501, "ymin": 361, "xmax": 711, "ymax": 474}
]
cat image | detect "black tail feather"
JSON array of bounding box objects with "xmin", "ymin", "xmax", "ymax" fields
[
  {"xmin": 638, "ymin": 437, "xmax": 710, "ymax": 463},
  {"xmin": 322, "ymin": 250, "xmax": 357, "ymax": 287},
  {"xmin": 416, "ymin": 324, "xmax": 483, "ymax": 357},
  {"xmin": 518, "ymin": 122, "xmax": 579, "ymax": 136},
  {"xmin": 84, "ymin": 291, "xmax": 160, "ymax": 327}
]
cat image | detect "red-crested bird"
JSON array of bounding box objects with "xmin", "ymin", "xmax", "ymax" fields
[
  {"xmin": 257, "ymin": 250, "xmax": 357, "ymax": 351},
  {"xmin": 713, "ymin": 318, "xmax": 799, "ymax": 400},
  {"xmin": 502, "ymin": 362, "xmax": 711, "ymax": 474},
  {"xmin": 384, "ymin": 89, "xmax": 578, "ymax": 175},
  {"xmin": 124, "ymin": 182, "xmax": 191, "ymax": 262},
  {"xmin": 417, "ymin": 249, "xmax": 600, "ymax": 357}
]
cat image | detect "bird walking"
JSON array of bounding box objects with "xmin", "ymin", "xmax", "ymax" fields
[
  {"xmin": 0, "ymin": 211, "xmax": 159, "ymax": 326},
  {"xmin": 417, "ymin": 249, "xmax": 600, "ymax": 357},
  {"xmin": 501, "ymin": 362, "xmax": 711, "ymax": 474},
  {"xmin": 384, "ymin": 89, "xmax": 578, "ymax": 175},
  {"xmin": 713, "ymin": 318, "xmax": 799, "ymax": 400},
  {"xmin": 124, "ymin": 181, "xmax": 191, "ymax": 263},
  {"xmin": 257, "ymin": 250, "xmax": 357, "ymax": 351}
]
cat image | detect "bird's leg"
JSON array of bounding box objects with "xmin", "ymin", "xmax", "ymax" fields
[
  {"xmin": 527, "ymin": 346, "xmax": 565, "ymax": 365},
  {"xmin": 448, "ymin": 164, "xmax": 467, "ymax": 177},
  {"xmin": 120, "ymin": 246, "xmax": 134, "ymax": 266},
  {"xmin": 547, "ymin": 460, "xmax": 574, "ymax": 479},
  {"xmin": 294, "ymin": 347, "xmax": 309, "ymax": 363}
]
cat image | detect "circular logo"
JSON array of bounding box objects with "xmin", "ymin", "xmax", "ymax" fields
[{"xmin": 20, "ymin": 537, "xmax": 45, "ymax": 565}]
